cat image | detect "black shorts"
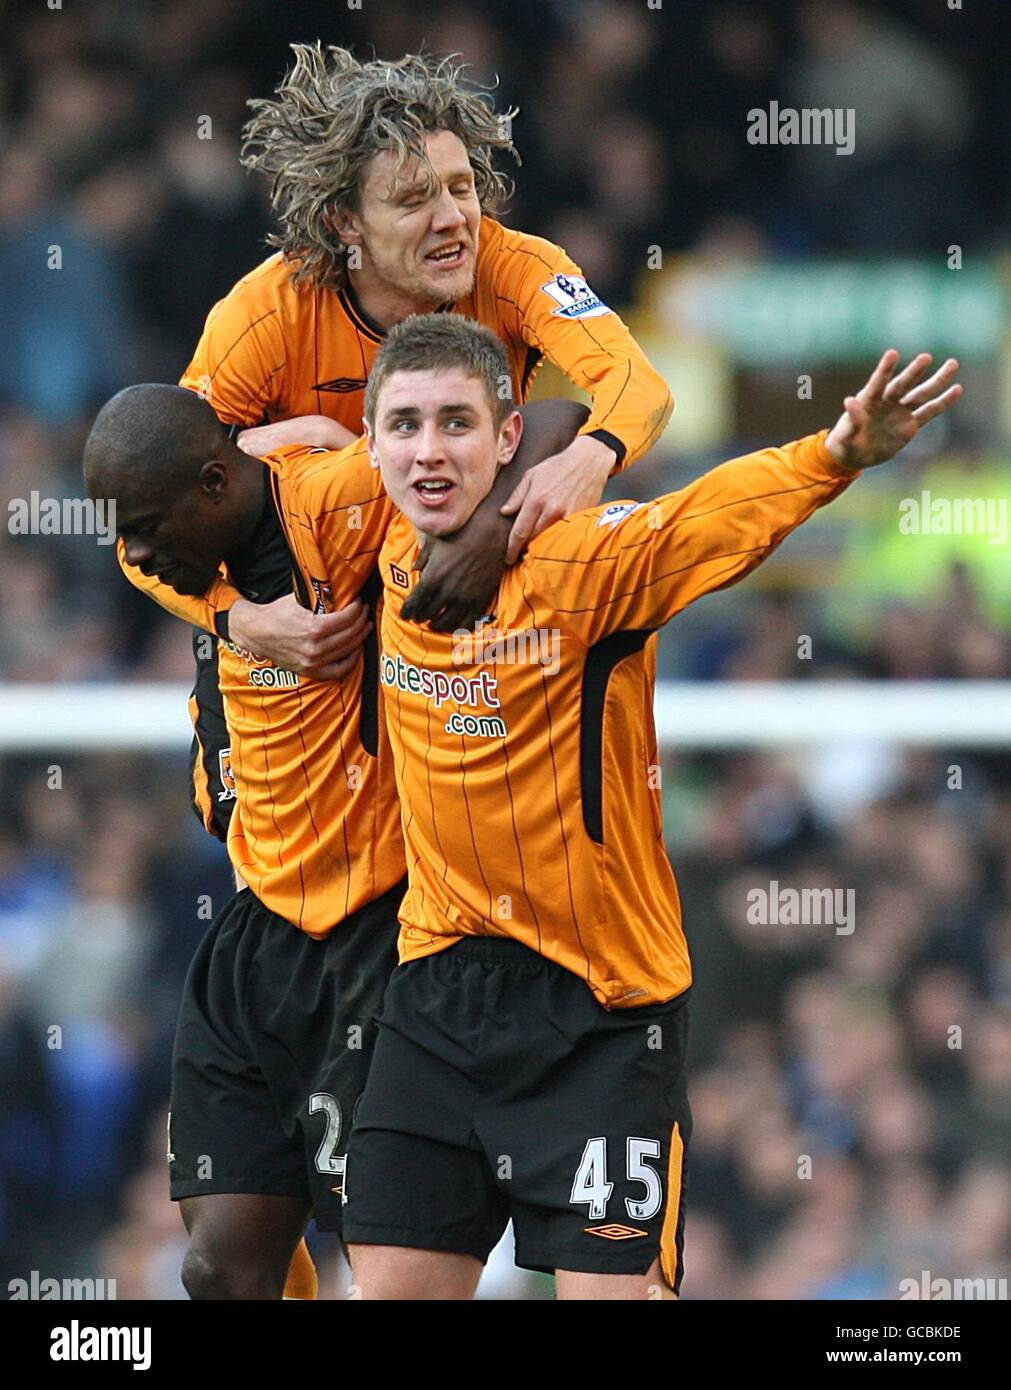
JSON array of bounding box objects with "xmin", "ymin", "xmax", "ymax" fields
[
  {"xmin": 343, "ymin": 938, "xmax": 692, "ymax": 1287},
  {"xmin": 168, "ymin": 878, "xmax": 405, "ymax": 1232}
]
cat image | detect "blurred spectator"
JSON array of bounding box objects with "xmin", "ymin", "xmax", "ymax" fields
[
  {"xmin": 0, "ymin": 143, "xmax": 135, "ymax": 423},
  {"xmin": 787, "ymin": 0, "xmax": 974, "ymax": 249},
  {"xmin": 0, "ymin": 0, "xmax": 1007, "ymax": 1300}
]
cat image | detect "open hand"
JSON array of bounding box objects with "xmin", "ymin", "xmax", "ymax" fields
[
  {"xmin": 499, "ymin": 434, "xmax": 614, "ymax": 563},
  {"xmin": 825, "ymin": 350, "xmax": 962, "ymax": 471}
]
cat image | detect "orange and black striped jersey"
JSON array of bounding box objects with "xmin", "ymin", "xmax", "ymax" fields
[
  {"xmin": 152, "ymin": 216, "xmax": 671, "ymax": 838},
  {"xmin": 121, "ymin": 443, "xmax": 403, "ymax": 936},
  {"xmin": 123, "ymin": 216, "xmax": 670, "ymax": 907},
  {"xmin": 377, "ymin": 431, "xmax": 857, "ymax": 1008},
  {"xmin": 180, "ymin": 216, "xmax": 672, "ymax": 470}
]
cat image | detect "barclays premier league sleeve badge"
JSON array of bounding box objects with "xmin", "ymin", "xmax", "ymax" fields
[
  {"xmin": 596, "ymin": 501, "xmax": 641, "ymax": 529},
  {"xmin": 539, "ymin": 273, "xmax": 613, "ymax": 320}
]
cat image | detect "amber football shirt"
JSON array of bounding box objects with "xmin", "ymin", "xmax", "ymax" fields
[
  {"xmin": 146, "ymin": 217, "xmax": 672, "ymax": 834},
  {"xmin": 178, "ymin": 216, "xmax": 672, "ymax": 469},
  {"xmin": 377, "ymin": 431, "xmax": 857, "ymax": 1007},
  {"xmin": 121, "ymin": 442, "xmax": 402, "ymax": 936}
]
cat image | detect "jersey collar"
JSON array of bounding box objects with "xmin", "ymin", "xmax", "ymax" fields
[
  {"xmin": 338, "ymin": 280, "xmax": 456, "ymax": 342},
  {"xmin": 338, "ymin": 282, "xmax": 385, "ymax": 343}
]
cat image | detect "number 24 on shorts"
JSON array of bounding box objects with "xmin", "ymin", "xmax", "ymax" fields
[{"xmin": 570, "ymin": 1137, "xmax": 662, "ymax": 1221}]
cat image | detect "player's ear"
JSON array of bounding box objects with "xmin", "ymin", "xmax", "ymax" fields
[
  {"xmin": 496, "ymin": 408, "xmax": 523, "ymax": 466},
  {"xmin": 198, "ymin": 459, "xmax": 229, "ymax": 497},
  {"xmin": 330, "ymin": 205, "xmax": 363, "ymax": 247},
  {"xmin": 363, "ymin": 420, "xmax": 380, "ymax": 470}
]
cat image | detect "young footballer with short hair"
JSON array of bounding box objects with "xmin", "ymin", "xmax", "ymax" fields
[{"xmin": 338, "ymin": 315, "xmax": 962, "ymax": 1300}]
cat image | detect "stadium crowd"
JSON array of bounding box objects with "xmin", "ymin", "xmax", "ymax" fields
[{"xmin": 1, "ymin": 0, "xmax": 1008, "ymax": 1298}]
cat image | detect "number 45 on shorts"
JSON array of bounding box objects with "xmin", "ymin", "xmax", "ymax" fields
[{"xmin": 570, "ymin": 1136, "xmax": 662, "ymax": 1221}]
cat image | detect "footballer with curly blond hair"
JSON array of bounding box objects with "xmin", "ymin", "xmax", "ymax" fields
[{"xmin": 117, "ymin": 42, "xmax": 672, "ymax": 1299}]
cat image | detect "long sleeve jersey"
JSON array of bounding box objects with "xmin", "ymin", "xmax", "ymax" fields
[
  {"xmin": 121, "ymin": 443, "xmax": 403, "ymax": 934},
  {"xmin": 376, "ymin": 431, "xmax": 857, "ymax": 1007}
]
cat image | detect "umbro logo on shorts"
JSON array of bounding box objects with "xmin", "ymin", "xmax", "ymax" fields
[{"xmin": 584, "ymin": 1223, "xmax": 648, "ymax": 1240}]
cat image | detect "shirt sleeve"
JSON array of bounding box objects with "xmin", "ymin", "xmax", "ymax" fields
[
  {"xmin": 116, "ymin": 540, "xmax": 241, "ymax": 637},
  {"xmin": 270, "ymin": 443, "xmax": 398, "ymax": 606},
  {"xmin": 178, "ymin": 271, "xmax": 286, "ymax": 426},
  {"xmin": 492, "ymin": 228, "xmax": 673, "ymax": 471},
  {"xmin": 187, "ymin": 632, "xmax": 233, "ymax": 843},
  {"xmin": 522, "ymin": 431, "xmax": 857, "ymax": 645}
]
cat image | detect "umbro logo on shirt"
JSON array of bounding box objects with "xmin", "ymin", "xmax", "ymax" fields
[
  {"xmin": 313, "ymin": 377, "xmax": 367, "ymax": 393},
  {"xmin": 390, "ymin": 564, "xmax": 410, "ymax": 588}
]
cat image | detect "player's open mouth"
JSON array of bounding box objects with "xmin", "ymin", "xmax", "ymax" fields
[
  {"xmin": 413, "ymin": 479, "xmax": 456, "ymax": 507},
  {"xmin": 425, "ymin": 243, "xmax": 466, "ymax": 269}
]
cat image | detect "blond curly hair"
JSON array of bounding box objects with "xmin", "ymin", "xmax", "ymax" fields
[{"xmin": 241, "ymin": 44, "xmax": 519, "ymax": 291}]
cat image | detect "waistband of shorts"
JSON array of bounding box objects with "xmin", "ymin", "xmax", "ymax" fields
[
  {"xmin": 353, "ymin": 874, "xmax": 410, "ymax": 925},
  {"xmin": 443, "ymin": 935, "xmax": 547, "ymax": 966},
  {"xmin": 228, "ymin": 874, "xmax": 408, "ymax": 937}
]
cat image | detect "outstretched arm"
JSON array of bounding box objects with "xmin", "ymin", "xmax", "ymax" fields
[
  {"xmin": 489, "ymin": 225, "xmax": 673, "ymax": 558},
  {"xmin": 525, "ymin": 350, "xmax": 963, "ymax": 647}
]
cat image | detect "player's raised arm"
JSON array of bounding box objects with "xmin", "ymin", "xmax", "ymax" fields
[
  {"xmin": 491, "ymin": 226, "xmax": 674, "ymax": 559},
  {"xmin": 526, "ymin": 351, "xmax": 962, "ymax": 647}
]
